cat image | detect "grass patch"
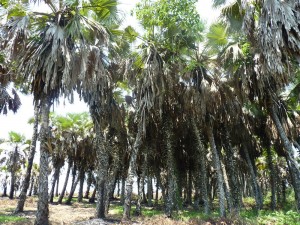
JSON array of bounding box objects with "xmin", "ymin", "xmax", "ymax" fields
[{"xmin": 0, "ymin": 213, "xmax": 27, "ymax": 223}]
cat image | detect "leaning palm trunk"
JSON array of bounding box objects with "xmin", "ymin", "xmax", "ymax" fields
[
  {"xmin": 58, "ymin": 159, "xmax": 72, "ymax": 204},
  {"xmin": 65, "ymin": 176, "xmax": 79, "ymax": 204},
  {"xmin": 242, "ymin": 145, "xmax": 263, "ymax": 210},
  {"xmin": 122, "ymin": 123, "xmax": 143, "ymax": 221},
  {"xmin": 35, "ymin": 96, "xmax": 51, "ymax": 225},
  {"xmin": 207, "ymin": 126, "xmax": 226, "ymax": 217},
  {"xmin": 16, "ymin": 104, "xmax": 39, "ymax": 212},
  {"xmin": 270, "ymin": 105, "xmax": 300, "ymax": 210},
  {"xmin": 192, "ymin": 120, "xmax": 210, "ymax": 214}
]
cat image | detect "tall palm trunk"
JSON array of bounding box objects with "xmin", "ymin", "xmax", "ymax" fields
[
  {"xmin": 270, "ymin": 105, "xmax": 300, "ymax": 210},
  {"xmin": 207, "ymin": 126, "xmax": 226, "ymax": 217},
  {"xmin": 55, "ymin": 177, "xmax": 59, "ymax": 197},
  {"xmin": 16, "ymin": 104, "xmax": 39, "ymax": 212},
  {"xmin": 58, "ymin": 159, "xmax": 72, "ymax": 204},
  {"xmin": 122, "ymin": 123, "xmax": 143, "ymax": 221},
  {"xmin": 165, "ymin": 119, "xmax": 177, "ymax": 218},
  {"xmin": 84, "ymin": 170, "xmax": 93, "ymax": 198},
  {"xmin": 35, "ymin": 96, "xmax": 51, "ymax": 225},
  {"xmin": 135, "ymin": 153, "xmax": 147, "ymax": 216},
  {"xmin": 77, "ymin": 167, "xmax": 85, "ymax": 202},
  {"xmin": 266, "ymin": 146, "xmax": 276, "ymax": 210},
  {"xmin": 243, "ymin": 145, "xmax": 263, "ymax": 210},
  {"xmin": 192, "ymin": 120, "xmax": 209, "ymax": 214},
  {"xmin": 95, "ymin": 122, "xmax": 109, "ymax": 218},
  {"xmin": 223, "ymin": 128, "xmax": 240, "ymax": 214},
  {"xmin": 9, "ymin": 146, "xmax": 18, "ymax": 199}
]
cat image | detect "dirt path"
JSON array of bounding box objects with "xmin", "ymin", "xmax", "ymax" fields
[{"xmin": 0, "ymin": 197, "xmax": 119, "ymax": 224}]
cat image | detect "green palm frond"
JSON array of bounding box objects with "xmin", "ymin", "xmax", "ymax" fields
[
  {"xmin": 206, "ymin": 23, "xmax": 228, "ymax": 50},
  {"xmin": 8, "ymin": 131, "xmax": 25, "ymax": 143}
]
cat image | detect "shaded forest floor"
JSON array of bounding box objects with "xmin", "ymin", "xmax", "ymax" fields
[{"xmin": 0, "ymin": 196, "xmax": 300, "ymax": 225}]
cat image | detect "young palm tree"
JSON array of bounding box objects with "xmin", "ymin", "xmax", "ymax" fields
[
  {"xmin": 0, "ymin": 131, "xmax": 28, "ymax": 199},
  {"xmin": 16, "ymin": 104, "xmax": 39, "ymax": 212}
]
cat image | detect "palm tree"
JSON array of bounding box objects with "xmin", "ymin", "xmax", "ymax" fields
[
  {"xmin": 0, "ymin": 0, "xmax": 115, "ymax": 223},
  {"xmin": 0, "ymin": 131, "xmax": 28, "ymax": 199},
  {"xmin": 16, "ymin": 104, "xmax": 40, "ymax": 212}
]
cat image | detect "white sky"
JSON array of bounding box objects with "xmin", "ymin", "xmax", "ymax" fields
[{"xmin": 0, "ymin": 0, "xmax": 219, "ymax": 140}]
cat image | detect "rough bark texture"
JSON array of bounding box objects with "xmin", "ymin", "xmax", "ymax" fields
[
  {"xmin": 58, "ymin": 159, "xmax": 72, "ymax": 204},
  {"xmin": 77, "ymin": 167, "xmax": 85, "ymax": 203},
  {"xmin": 223, "ymin": 130, "xmax": 240, "ymax": 214},
  {"xmin": 49, "ymin": 167, "xmax": 60, "ymax": 203},
  {"xmin": 55, "ymin": 176, "xmax": 59, "ymax": 197},
  {"xmin": 84, "ymin": 170, "xmax": 93, "ymax": 198},
  {"xmin": 95, "ymin": 123, "xmax": 109, "ymax": 218},
  {"xmin": 15, "ymin": 104, "xmax": 39, "ymax": 212},
  {"xmin": 266, "ymin": 146, "xmax": 276, "ymax": 210},
  {"xmin": 9, "ymin": 146, "xmax": 18, "ymax": 199},
  {"xmin": 208, "ymin": 127, "xmax": 226, "ymax": 217},
  {"xmin": 122, "ymin": 124, "xmax": 143, "ymax": 221},
  {"xmin": 65, "ymin": 176, "xmax": 79, "ymax": 204},
  {"xmin": 192, "ymin": 121, "xmax": 209, "ymax": 214},
  {"xmin": 270, "ymin": 105, "xmax": 300, "ymax": 210},
  {"xmin": 35, "ymin": 96, "xmax": 51, "ymax": 225},
  {"xmin": 135, "ymin": 152, "xmax": 147, "ymax": 216},
  {"xmin": 243, "ymin": 145, "xmax": 263, "ymax": 210},
  {"xmin": 165, "ymin": 119, "xmax": 177, "ymax": 218}
]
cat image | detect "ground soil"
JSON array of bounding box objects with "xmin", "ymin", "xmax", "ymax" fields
[{"xmin": 0, "ymin": 197, "xmax": 239, "ymax": 225}]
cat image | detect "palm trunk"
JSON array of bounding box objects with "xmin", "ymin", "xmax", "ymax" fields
[
  {"xmin": 15, "ymin": 104, "xmax": 39, "ymax": 212},
  {"xmin": 89, "ymin": 184, "xmax": 97, "ymax": 203},
  {"xmin": 84, "ymin": 170, "xmax": 93, "ymax": 199},
  {"xmin": 222, "ymin": 129, "xmax": 240, "ymax": 214},
  {"xmin": 165, "ymin": 119, "xmax": 178, "ymax": 218},
  {"xmin": 105, "ymin": 160, "xmax": 119, "ymax": 215},
  {"xmin": 49, "ymin": 166, "xmax": 60, "ymax": 203},
  {"xmin": 266, "ymin": 146, "xmax": 276, "ymax": 210},
  {"xmin": 55, "ymin": 176, "xmax": 59, "ymax": 197},
  {"xmin": 35, "ymin": 96, "xmax": 51, "ymax": 225},
  {"xmin": 58, "ymin": 159, "xmax": 72, "ymax": 204},
  {"xmin": 9, "ymin": 170, "xmax": 16, "ymax": 199},
  {"xmin": 65, "ymin": 176, "xmax": 79, "ymax": 204},
  {"xmin": 28, "ymin": 176, "xmax": 34, "ymax": 196},
  {"xmin": 147, "ymin": 174, "xmax": 153, "ymax": 207},
  {"xmin": 9, "ymin": 146, "xmax": 18, "ymax": 199},
  {"xmin": 270, "ymin": 105, "xmax": 300, "ymax": 210},
  {"xmin": 77, "ymin": 167, "xmax": 85, "ymax": 203},
  {"xmin": 95, "ymin": 123, "xmax": 109, "ymax": 218},
  {"xmin": 135, "ymin": 155, "xmax": 147, "ymax": 216},
  {"xmin": 122, "ymin": 123, "xmax": 143, "ymax": 221},
  {"xmin": 243, "ymin": 145, "xmax": 263, "ymax": 210},
  {"xmin": 207, "ymin": 126, "xmax": 226, "ymax": 217},
  {"xmin": 192, "ymin": 120, "xmax": 209, "ymax": 214},
  {"xmin": 2, "ymin": 175, "xmax": 8, "ymax": 197}
]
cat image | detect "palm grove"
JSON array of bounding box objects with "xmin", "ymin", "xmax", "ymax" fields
[{"xmin": 0, "ymin": 0, "xmax": 300, "ymax": 224}]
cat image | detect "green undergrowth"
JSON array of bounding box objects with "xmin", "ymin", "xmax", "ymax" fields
[
  {"xmin": 108, "ymin": 200, "xmax": 300, "ymax": 225},
  {"xmin": 0, "ymin": 213, "xmax": 27, "ymax": 223}
]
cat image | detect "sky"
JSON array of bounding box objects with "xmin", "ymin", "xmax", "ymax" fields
[{"xmin": 0, "ymin": 0, "xmax": 219, "ymax": 140}]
